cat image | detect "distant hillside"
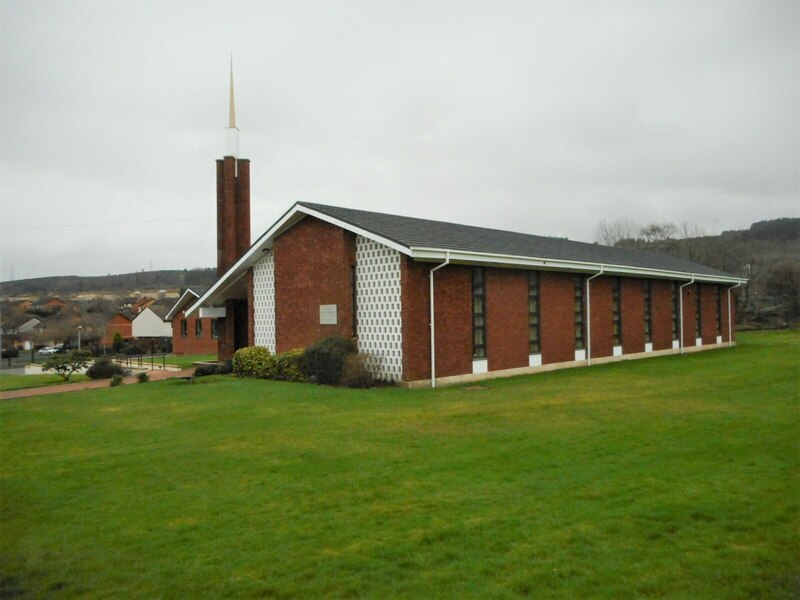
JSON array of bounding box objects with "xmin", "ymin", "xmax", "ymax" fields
[
  {"xmin": 0, "ymin": 268, "xmax": 217, "ymax": 297},
  {"xmin": 607, "ymin": 217, "xmax": 800, "ymax": 327}
]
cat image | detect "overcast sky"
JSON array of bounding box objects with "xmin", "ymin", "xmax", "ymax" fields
[{"xmin": 1, "ymin": 0, "xmax": 797, "ymax": 281}]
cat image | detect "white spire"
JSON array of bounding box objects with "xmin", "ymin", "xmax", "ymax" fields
[
  {"xmin": 228, "ymin": 56, "xmax": 236, "ymax": 128},
  {"xmin": 225, "ymin": 55, "xmax": 239, "ymax": 158}
]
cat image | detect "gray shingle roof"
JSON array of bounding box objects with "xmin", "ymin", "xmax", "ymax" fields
[{"xmin": 298, "ymin": 202, "xmax": 736, "ymax": 279}]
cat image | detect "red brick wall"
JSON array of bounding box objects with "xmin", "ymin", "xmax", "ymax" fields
[
  {"xmin": 540, "ymin": 271, "xmax": 575, "ymax": 364},
  {"xmin": 621, "ymin": 278, "xmax": 645, "ymax": 354},
  {"xmin": 701, "ymin": 284, "xmax": 718, "ymax": 344},
  {"xmin": 401, "ymin": 258, "xmax": 432, "ymax": 381},
  {"xmin": 681, "ymin": 284, "xmax": 697, "ymax": 346},
  {"xmin": 235, "ymin": 159, "xmax": 251, "ymax": 258},
  {"xmin": 651, "ymin": 280, "xmax": 674, "ymax": 350},
  {"xmin": 171, "ymin": 311, "xmax": 219, "ymax": 355},
  {"xmin": 432, "ymin": 266, "xmax": 473, "ymax": 378},
  {"xmin": 588, "ymin": 277, "xmax": 613, "ymax": 359},
  {"xmin": 103, "ymin": 314, "xmax": 132, "ymax": 345},
  {"xmin": 721, "ymin": 285, "xmax": 735, "ymax": 343},
  {"xmin": 486, "ymin": 268, "xmax": 529, "ymax": 371},
  {"xmin": 274, "ymin": 216, "xmax": 356, "ymax": 352}
]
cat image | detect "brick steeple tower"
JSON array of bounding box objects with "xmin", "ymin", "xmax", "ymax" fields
[
  {"xmin": 216, "ymin": 60, "xmax": 252, "ymax": 359},
  {"xmin": 216, "ymin": 59, "xmax": 250, "ymax": 276}
]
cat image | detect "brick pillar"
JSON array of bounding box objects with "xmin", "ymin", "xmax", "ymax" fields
[
  {"xmin": 235, "ymin": 159, "xmax": 251, "ymax": 257},
  {"xmin": 215, "ymin": 156, "xmax": 252, "ymax": 359}
]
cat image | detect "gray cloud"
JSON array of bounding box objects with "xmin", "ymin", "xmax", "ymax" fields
[{"xmin": 1, "ymin": 0, "xmax": 797, "ymax": 280}]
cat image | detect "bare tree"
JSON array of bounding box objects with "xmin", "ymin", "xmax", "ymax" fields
[
  {"xmin": 678, "ymin": 222, "xmax": 707, "ymax": 261},
  {"xmin": 595, "ymin": 219, "xmax": 640, "ymax": 247},
  {"xmin": 639, "ymin": 222, "xmax": 678, "ymax": 243}
]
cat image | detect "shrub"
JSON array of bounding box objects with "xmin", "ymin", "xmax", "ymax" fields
[
  {"xmin": 137, "ymin": 372, "xmax": 149, "ymax": 383},
  {"xmin": 110, "ymin": 374, "xmax": 124, "ymax": 387},
  {"xmin": 123, "ymin": 345, "xmax": 144, "ymax": 356},
  {"xmin": 273, "ymin": 349, "xmax": 307, "ymax": 382},
  {"xmin": 86, "ymin": 358, "xmax": 127, "ymax": 380},
  {"xmin": 232, "ymin": 346, "xmax": 275, "ymax": 378},
  {"xmin": 194, "ymin": 362, "xmax": 232, "ymax": 378},
  {"xmin": 339, "ymin": 353, "xmax": 374, "ymax": 388},
  {"xmin": 302, "ymin": 336, "xmax": 356, "ymax": 385}
]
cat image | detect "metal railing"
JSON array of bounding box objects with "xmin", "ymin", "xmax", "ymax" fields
[{"xmin": 112, "ymin": 353, "xmax": 169, "ymax": 371}]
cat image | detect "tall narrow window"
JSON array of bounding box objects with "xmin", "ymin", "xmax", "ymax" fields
[
  {"xmin": 181, "ymin": 319, "xmax": 187, "ymax": 338},
  {"xmin": 351, "ymin": 265, "xmax": 357, "ymax": 338},
  {"xmin": 694, "ymin": 284, "xmax": 702, "ymax": 339},
  {"xmin": 472, "ymin": 268, "xmax": 486, "ymax": 359},
  {"xmin": 195, "ymin": 319, "xmax": 202, "ymax": 338},
  {"xmin": 671, "ymin": 282, "xmax": 679, "ymax": 340},
  {"xmin": 211, "ymin": 319, "xmax": 218, "ymax": 339},
  {"xmin": 574, "ymin": 275, "xmax": 586, "ymax": 350},
  {"xmin": 644, "ymin": 280, "xmax": 653, "ymax": 343},
  {"xmin": 612, "ymin": 277, "xmax": 622, "ymax": 346},
  {"xmin": 715, "ymin": 286, "xmax": 722, "ymax": 336},
  {"xmin": 528, "ymin": 271, "xmax": 541, "ymax": 354}
]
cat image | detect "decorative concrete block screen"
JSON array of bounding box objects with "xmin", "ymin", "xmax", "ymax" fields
[
  {"xmin": 252, "ymin": 251, "xmax": 276, "ymax": 352},
  {"xmin": 355, "ymin": 236, "xmax": 403, "ymax": 381}
]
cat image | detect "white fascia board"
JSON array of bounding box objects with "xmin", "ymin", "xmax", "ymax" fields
[
  {"xmin": 186, "ymin": 203, "xmax": 412, "ymax": 317},
  {"xmin": 409, "ymin": 247, "xmax": 747, "ymax": 285},
  {"xmin": 165, "ymin": 289, "xmax": 200, "ymax": 321}
]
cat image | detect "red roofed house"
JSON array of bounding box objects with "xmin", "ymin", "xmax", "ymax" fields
[{"xmin": 165, "ymin": 288, "xmax": 219, "ymax": 355}]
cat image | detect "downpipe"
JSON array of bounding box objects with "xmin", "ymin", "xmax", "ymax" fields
[
  {"xmin": 727, "ymin": 282, "xmax": 743, "ymax": 347},
  {"xmin": 585, "ymin": 267, "xmax": 604, "ymax": 366}
]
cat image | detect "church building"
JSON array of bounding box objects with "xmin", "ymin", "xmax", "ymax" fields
[{"xmin": 188, "ymin": 75, "xmax": 746, "ymax": 387}]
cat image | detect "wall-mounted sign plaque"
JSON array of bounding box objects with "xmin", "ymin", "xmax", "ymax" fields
[{"xmin": 320, "ymin": 304, "xmax": 338, "ymax": 325}]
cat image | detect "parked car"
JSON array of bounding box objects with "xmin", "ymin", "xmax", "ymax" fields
[
  {"xmin": 1, "ymin": 347, "xmax": 19, "ymax": 359},
  {"xmin": 39, "ymin": 346, "xmax": 59, "ymax": 355}
]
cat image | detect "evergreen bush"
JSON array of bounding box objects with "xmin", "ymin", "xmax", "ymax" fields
[
  {"xmin": 86, "ymin": 358, "xmax": 127, "ymax": 380},
  {"xmin": 301, "ymin": 336, "xmax": 356, "ymax": 385},
  {"xmin": 273, "ymin": 349, "xmax": 307, "ymax": 382},
  {"xmin": 232, "ymin": 346, "xmax": 275, "ymax": 378}
]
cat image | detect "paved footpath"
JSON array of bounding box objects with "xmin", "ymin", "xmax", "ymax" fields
[{"xmin": 0, "ymin": 369, "xmax": 196, "ymax": 400}]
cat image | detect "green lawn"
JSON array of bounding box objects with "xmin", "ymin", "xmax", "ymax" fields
[
  {"xmin": 1, "ymin": 331, "xmax": 797, "ymax": 599},
  {"xmin": 165, "ymin": 353, "xmax": 217, "ymax": 369},
  {"xmin": 0, "ymin": 373, "xmax": 89, "ymax": 392}
]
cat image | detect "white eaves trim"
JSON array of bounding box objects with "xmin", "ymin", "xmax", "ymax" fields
[
  {"xmin": 188, "ymin": 203, "xmax": 747, "ymax": 318},
  {"xmin": 165, "ymin": 289, "xmax": 200, "ymax": 321},
  {"xmin": 186, "ymin": 203, "xmax": 412, "ymax": 317},
  {"xmin": 409, "ymin": 247, "xmax": 748, "ymax": 285}
]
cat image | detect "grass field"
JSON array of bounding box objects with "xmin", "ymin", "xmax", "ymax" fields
[
  {"xmin": 0, "ymin": 373, "xmax": 89, "ymax": 392},
  {"xmin": 1, "ymin": 331, "xmax": 797, "ymax": 599}
]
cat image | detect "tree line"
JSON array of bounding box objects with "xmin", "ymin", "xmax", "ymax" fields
[{"xmin": 595, "ymin": 217, "xmax": 800, "ymax": 327}]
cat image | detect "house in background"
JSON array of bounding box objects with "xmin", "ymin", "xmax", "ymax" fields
[
  {"xmin": 165, "ymin": 288, "xmax": 218, "ymax": 355},
  {"xmin": 131, "ymin": 297, "xmax": 156, "ymax": 314},
  {"xmin": 42, "ymin": 297, "xmax": 67, "ymax": 310},
  {"xmin": 103, "ymin": 312, "xmax": 134, "ymax": 347},
  {"xmin": 131, "ymin": 301, "xmax": 173, "ymax": 352},
  {"xmin": 0, "ymin": 316, "xmax": 44, "ymax": 350}
]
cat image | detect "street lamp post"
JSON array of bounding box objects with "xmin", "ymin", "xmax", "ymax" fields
[{"xmin": 77, "ymin": 326, "xmax": 83, "ymax": 350}]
